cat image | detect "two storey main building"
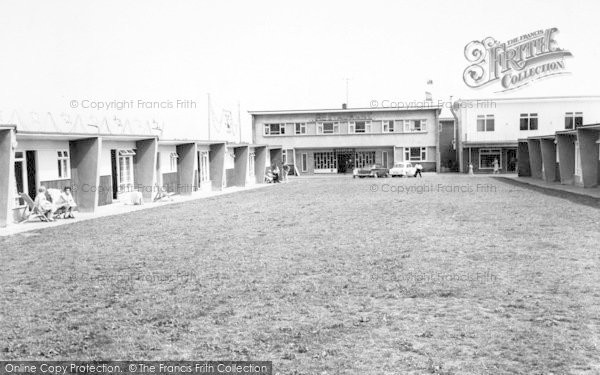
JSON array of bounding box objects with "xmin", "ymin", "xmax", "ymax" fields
[{"xmin": 250, "ymin": 105, "xmax": 442, "ymax": 175}]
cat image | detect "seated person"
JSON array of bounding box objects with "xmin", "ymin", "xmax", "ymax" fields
[
  {"xmin": 34, "ymin": 186, "xmax": 56, "ymax": 221},
  {"xmin": 272, "ymin": 164, "xmax": 280, "ymax": 183},
  {"xmin": 55, "ymin": 186, "xmax": 77, "ymax": 218}
]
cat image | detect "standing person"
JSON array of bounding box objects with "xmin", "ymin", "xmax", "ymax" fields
[
  {"xmin": 493, "ymin": 158, "xmax": 500, "ymax": 174},
  {"xmin": 272, "ymin": 164, "xmax": 280, "ymax": 183},
  {"xmin": 282, "ymin": 164, "xmax": 290, "ymax": 182},
  {"xmin": 414, "ymin": 163, "xmax": 423, "ymax": 178}
]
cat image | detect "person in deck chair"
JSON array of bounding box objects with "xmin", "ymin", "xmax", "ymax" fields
[
  {"xmin": 272, "ymin": 164, "xmax": 280, "ymax": 183},
  {"xmin": 56, "ymin": 186, "xmax": 77, "ymax": 218},
  {"xmin": 34, "ymin": 186, "xmax": 56, "ymax": 221}
]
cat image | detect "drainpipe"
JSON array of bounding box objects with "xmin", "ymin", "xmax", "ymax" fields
[{"xmin": 449, "ymin": 99, "xmax": 462, "ymax": 173}]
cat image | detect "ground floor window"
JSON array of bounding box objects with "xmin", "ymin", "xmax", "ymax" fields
[
  {"xmin": 118, "ymin": 149, "xmax": 136, "ymax": 192},
  {"xmin": 314, "ymin": 152, "xmax": 337, "ymax": 170},
  {"xmin": 169, "ymin": 152, "xmax": 178, "ymax": 172},
  {"xmin": 248, "ymin": 152, "xmax": 255, "ymax": 177},
  {"xmin": 282, "ymin": 149, "xmax": 294, "ymax": 164},
  {"xmin": 199, "ymin": 151, "xmax": 210, "ymax": 182},
  {"xmin": 404, "ymin": 147, "xmax": 426, "ymax": 162},
  {"xmin": 355, "ymin": 151, "xmax": 376, "ymax": 168},
  {"xmin": 301, "ymin": 153, "xmax": 308, "ymax": 172},
  {"xmin": 57, "ymin": 150, "xmax": 70, "ymax": 179},
  {"xmin": 479, "ymin": 148, "xmax": 501, "ymax": 170}
]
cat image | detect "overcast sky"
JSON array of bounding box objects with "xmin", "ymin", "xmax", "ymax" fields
[{"xmin": 1, "ymin": 0, "xmax": 598, "ymax": 140}]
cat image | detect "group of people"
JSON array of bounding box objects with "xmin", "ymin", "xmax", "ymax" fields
[
  {"xmin": 268, "ymin": 163, "xmax": 290, "ymax": 183},
  {"xmin": 33, "ymin": 186, "xmax": 77, "ymax": 222}
]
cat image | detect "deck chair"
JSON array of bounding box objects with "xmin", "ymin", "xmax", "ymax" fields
[
  {"xmin": 19, "ymin": 193, "xmax": 50, "ymax": 223},
  {"xmin": 153, "ymin": 185, "xmax": 176, "ymax": 202},
  {"xmin": 264, "ymin": 171, "xmax": 274, "ymax": 183}
]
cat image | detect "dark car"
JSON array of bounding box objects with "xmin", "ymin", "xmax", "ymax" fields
[{"xmin": 353, "ymin": 164, "xmax": 389, "ymax": 178}]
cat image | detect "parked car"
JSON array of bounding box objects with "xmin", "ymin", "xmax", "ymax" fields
[
  {"xmin": 389, "ymin": 162, "xmax": 417, "ymax": 177},
  {"xmin": 353, "ymin": 164, "xmax": 389, "ymax": 178}
]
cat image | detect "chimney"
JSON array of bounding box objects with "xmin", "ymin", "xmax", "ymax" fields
[{"xmin": 342, "ymin": 103, "xmax": 347, "ymax": 109}]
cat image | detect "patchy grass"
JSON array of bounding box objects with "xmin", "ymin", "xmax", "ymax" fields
[{"xmin": 1, "ymin": 175, "xmax": 599, "ymax": 374}]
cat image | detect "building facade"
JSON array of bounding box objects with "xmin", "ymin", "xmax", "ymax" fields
[
  {"xmin": 0, "ymin": 111, "xmax": 278, "ymax": 228},
  {"xmin": 250, "ymin": 106, "xmax": 442, "ymax": 175},
  {"xmin": 454, "ymin": 96, "xmax": 600, "ymax": 174}
]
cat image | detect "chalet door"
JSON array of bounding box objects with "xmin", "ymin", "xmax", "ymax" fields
[{"xmin": 25, "ymin": 151, "xmax": 37, "ymax": 198}]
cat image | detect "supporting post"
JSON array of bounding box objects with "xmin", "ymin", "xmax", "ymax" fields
[
  {"xmin": 540, "ymin": 138, "xmax": 557, "ymax": 182},
  {"xmin": 527, "ymin": 139, "xmax": 543, "ymax": 179},
  {"xmin": 0, "ymin": 128, "xmax": 16, "ymax": 227},
  {"xmin": 577, "ymin": 128, "xmax": 600, "ymax": 188},
  {"xmin": 209, "ymin": 143, "xmax": 226, "ymax": 191},
  {"xmin": 176, "ymin": 143, "xmax": 196, "ymax": 195},
  {"xmin": 69, "ymin": 137, "xmax": 101, "ymax": 212},
  {"xmin": 134, "ymin": 138, "xmax": 158, "ymax": 202}
]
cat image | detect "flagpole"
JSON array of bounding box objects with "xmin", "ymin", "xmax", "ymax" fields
[
  {"xmin": 238, "ymin": 100, "xmax": 242, "ymax": 143},
  {"xmin": 207, "ymin": 93, "xmax": 211, "ymax": 141}
]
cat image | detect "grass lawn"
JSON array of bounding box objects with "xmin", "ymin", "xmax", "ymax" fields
[{"xmin": 1, "ymin": 175, "xmax": 599, "ymax": 374}]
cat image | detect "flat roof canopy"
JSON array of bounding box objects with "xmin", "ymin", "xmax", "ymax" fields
[{"xmin": 249, "ymin": 105, "xmax": 442, "ymax": 116}]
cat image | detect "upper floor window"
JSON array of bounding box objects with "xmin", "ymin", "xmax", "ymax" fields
[
  {"xmin": 382, "ymin": 120, "xmax": 395, "ymax": 133},
  {"xmin": 565, "ymin": 112, "xmax": 583, "ymax": 130},
  {"xmin": 57, "ymin": 150, "xmax": 70, "ymax": 179},
  {"xmin": 477, "ymin": 115, "xmax": 495, "ymax": 132},
  {"xmin": 520, "ymin": 113, "xmax": 538, "ymax": 131},
  {"xmin": 404, "ymin": 119, "xmax": 427, "ymax": 132},
  {"xmin": 264, "ymin": 123, "xmax": 286, "ymax": 135},
  {"xmin": 295, "ymin": 123, "xmax": 306, "ymax": 135},
  {"xmin": 317, "ymin": 122, "xmax": 339, "ymax": 134},
  {"xmin": 349, "ymin": 121, "xmax": 371, "ymax": 133}
]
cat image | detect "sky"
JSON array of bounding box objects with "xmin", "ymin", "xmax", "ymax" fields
[{"xmin": 1, "ymin": 0, "xmax": 599, "ymax": 140}]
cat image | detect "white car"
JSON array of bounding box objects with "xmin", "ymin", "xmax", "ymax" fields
[{"xmin": 389, "ymin": 162, "xmax": 416, "ymax": 177}]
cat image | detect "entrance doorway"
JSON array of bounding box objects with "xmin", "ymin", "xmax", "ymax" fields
[
  {"xmin": 507, "ymin": 149, "xmax": 517, "ymax": 172},
  {"xmin": 110, "ymin": 150, "xmax": 118, "ymax": 199},
  {"xmin": 14, "ymin": 151, "xmax": 36, "ymax": 205},
  {"xmin": 335, "ymin": 149, "xmax": 355, "ymax": 174},
  {"xmin": 25, "ymin": 151, "xmax": 37, "ymax": 199}
]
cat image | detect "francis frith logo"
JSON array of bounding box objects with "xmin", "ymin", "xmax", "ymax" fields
[{"xmin": 463, "ymin": 28, "xmax": 572, "ymax": 92}]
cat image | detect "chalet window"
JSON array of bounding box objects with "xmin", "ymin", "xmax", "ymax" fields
[
  {"xmin": 57, "ymin": 150, "xmax": 70, "ymax": 179},
  {"xmin": 169, "ymin": 152, "xmax": 179, "ymax": 171},
  {"xmin": 118, "ymin": 149, "xmax": 136, "ymax": 192},
  {"xmin": 199, "ymin": 151, "xmax": 210, "ymax": 182}
]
